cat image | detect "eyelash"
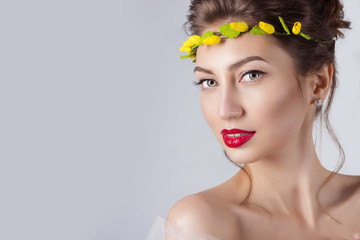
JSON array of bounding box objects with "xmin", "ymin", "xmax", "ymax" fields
[{"xmin": 192, "ymin": 70, "xmax": 266, "ymax": 92}]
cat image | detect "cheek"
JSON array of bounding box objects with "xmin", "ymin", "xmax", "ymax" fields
[
  {"xmin": 200, "ymin": 95, "xmax": 217, "ymax": 127},
  {"xmin": 200, "ymin": 94, "xmax": 224, "ymax": 142},
  {"xmin": 255, "ymin": 79, "xmax": 305, "ymax": 137}
]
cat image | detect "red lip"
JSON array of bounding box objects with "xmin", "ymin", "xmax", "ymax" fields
[
  {"xmin": 221, "ymin": 128, "xmax": 255, "ymax": 135},
  {"xmin": 221, "ymin": 128, "xmax": 256, "ymax": 148}
]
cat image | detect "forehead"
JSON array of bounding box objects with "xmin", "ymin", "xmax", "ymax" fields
[{"xmin": 196, "ymin": 22, "xmax": 295, "ymax": 72}]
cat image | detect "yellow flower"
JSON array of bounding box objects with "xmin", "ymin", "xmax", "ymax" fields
[
  {"xmin": 259, "ymin": 21, "xmax": 275, "ymax": 34},
  {"xmin": 188, "ymin": 35, "xmax": 201, "ymax": 45},
  {"xmin": 202, "ymin": 35, "xmax": 221, "ymax": 45},
  {"xmin": 179, "ymin": 46, "xmax": 192, "ymax": 53},
  {"xmin": 292, "ymin": 22, "xmax": 301, "ymax": 35},
  {"xmin": 189, "ymin": 54, "xmax": 196, "ymax": 59},
  {"xmin": 229, "ymin": 22, "xmax": 249, "ymax": 32},
  {"xmin": 182, "ymin": 35, "xmax": 201, "ymax": 48},
  {"xmin": 182, "ymin": 40, "xmax": 194, "ymax": 47}
]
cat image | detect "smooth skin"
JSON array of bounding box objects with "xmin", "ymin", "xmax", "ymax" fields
[{"xmin": 167, "ymin": 20, "xmax": 360, "ymax": 240}]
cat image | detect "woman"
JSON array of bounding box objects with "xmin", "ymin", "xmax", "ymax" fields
[{"xmin": 146, "ymin": 0, "xmax": 360, "ymax": 239}]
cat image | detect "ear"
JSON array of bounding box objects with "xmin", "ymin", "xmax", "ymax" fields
[{"xmin": 309, "ymin": 63, "xmax": 333, "ymax": 103}]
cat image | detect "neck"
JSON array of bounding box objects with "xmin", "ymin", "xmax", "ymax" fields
[{"xmin": 235, "ymin": 127, "xmax": 332, "ymax": 228}]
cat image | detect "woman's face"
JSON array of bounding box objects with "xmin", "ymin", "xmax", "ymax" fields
[{"xmin": 195, "ymin": 22, "xmax": 314, "ymax": 164}]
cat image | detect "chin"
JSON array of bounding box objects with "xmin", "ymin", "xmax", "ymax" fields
[{"xmin": 223, "ymin": 147, "xmax": 261, "ymax": 165}]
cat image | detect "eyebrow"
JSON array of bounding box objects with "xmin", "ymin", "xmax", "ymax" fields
[{"xmin": 193, "ymin": 56, "xmax": 269, "ymax": 74}]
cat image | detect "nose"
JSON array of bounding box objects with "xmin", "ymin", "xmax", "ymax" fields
[{"xmin": 217, "ymin": 85, "xmax": 244, "ymax": 120}]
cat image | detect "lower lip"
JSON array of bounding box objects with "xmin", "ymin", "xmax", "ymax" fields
[{"xmin": 222, "ymin": 133, "xmax": 255, "ymax": 148}]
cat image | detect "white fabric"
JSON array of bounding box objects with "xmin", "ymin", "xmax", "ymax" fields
[{"xmin": 145, "ymin": 216, "xmax": 219, "ymax": 240}]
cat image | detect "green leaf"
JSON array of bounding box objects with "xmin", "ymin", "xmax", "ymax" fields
[
  {"xmin": 219, "ymin": 24, "xmax": 240, "ymax": 38},
  {"xmin": 192, "ymin": 58, "xmax": 196, "ymax": 63},
  {"xmin": 249, "ymin": 25, "xmax": 266, "ymax": 35},
  {"xmin": 278, "ymin": 16, "xmax": 290, "ymax": 35},
  {"xmin": 200, "ymin": 31, "xmax": 214, "ymax": 40},
  {"xmin": 180, "ymin": 52, "xmax": 193, "ymax": 59},
  {"xmin": 180, "ymin": 54, "xmax": 190, "ymax": 59},
  {"xmin": 299, "ymin": 32, "xmax": 311, "ymax": 40}
]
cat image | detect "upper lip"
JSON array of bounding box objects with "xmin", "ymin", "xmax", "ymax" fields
[{"xmin": 221, "ymin": 128, "xmax": 255, "ymax": 135}]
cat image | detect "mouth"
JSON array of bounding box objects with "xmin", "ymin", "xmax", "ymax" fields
[{"xmin": 221, "ymin": 128, "xmax": 256, "ymax": 148}]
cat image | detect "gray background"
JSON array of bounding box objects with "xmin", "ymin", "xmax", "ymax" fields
[{"xmin": 0, "ymin": 1, "xmax": 359, "ymax": 239}]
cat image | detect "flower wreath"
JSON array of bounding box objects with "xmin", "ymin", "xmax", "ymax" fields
[{"xmin": 179, "ymin": 16, "xmax": 335, "ymax": 62}]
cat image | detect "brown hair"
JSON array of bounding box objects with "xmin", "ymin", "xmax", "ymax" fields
[{"xmin": 184, "ymin": 0, "xmax": 351, "ymax": 224}]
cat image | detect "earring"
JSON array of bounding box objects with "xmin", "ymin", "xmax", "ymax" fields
[{"xmin": 314, "ymin": 98, "xmax": 323, "ymax": 107}]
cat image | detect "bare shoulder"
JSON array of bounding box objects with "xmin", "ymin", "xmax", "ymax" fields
[
  {"xmin": 335, "ymin": 173, "xmax": 360, "ymax": 206},
  {"xmin": 166, "ymin": 176, "xmax": 243, "ymax": 226},
  {"xmin": 337, "ymin": 174, "xmax": 360, "ymax": 226},
  {"xmin": 350, "ymin": 174, "xmax": 360, "ymax": 201},
  {"xmin": 166, "ymin": 184, "xmax": 245, "ymax": 239},
  {"xmin": 339, "ymin": 173, "xmax": 360, "ymax": 193},
  {"xmin": 166, "ymin": 192, "xmax": 219, "ymax": 232}
]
